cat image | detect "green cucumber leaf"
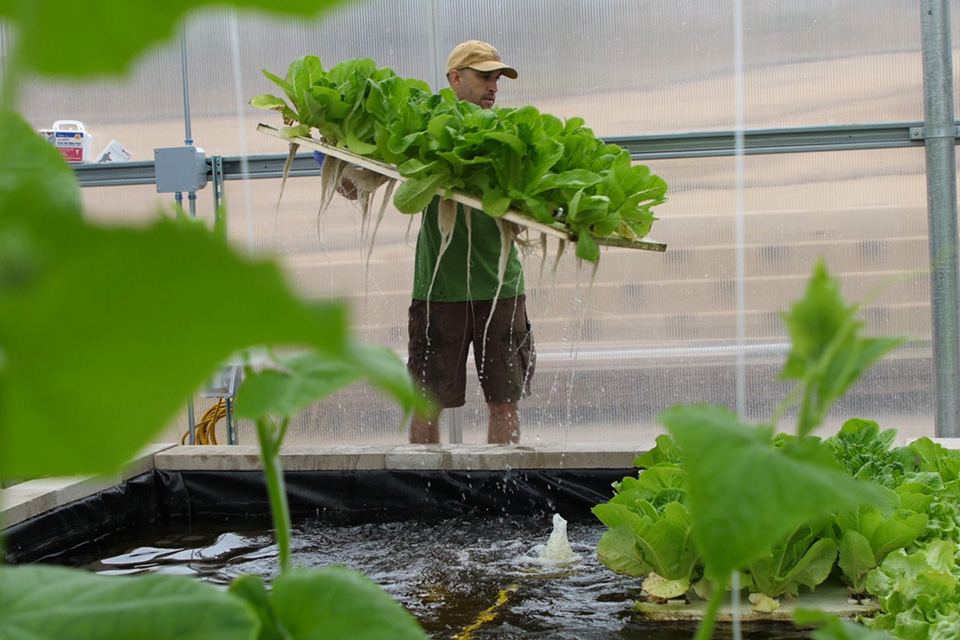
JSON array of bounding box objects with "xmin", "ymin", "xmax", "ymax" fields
[
  {"xmin": 228, "ymin": 576, "xmax": 285, "ymax": 640},
  {"xmin": 235, "ymin": 359, "xmax": 363, "ymax": 420},
  {"xmin": 0, "ymin": 110, "xmax": 81, "ymax": 219},
  {"xmin": 793, "ymin": 608, "xmax": 896, "ymax": 639},
  {"xmin": 269, "ymin": 567, "xmax": 427, "ymax": 640},
  {"xmin": 780, "ymin": 259, "xmax": 904, "ymax": 436},
  {"xmin": 0, "ymin": 565, "xmax": 258, "ymax": 640},
  {"xmin": 3, "ymin": 1, "xmax": 352, "ymax": 76},
  {"xmin": 0, "ymin": 110, "xmax": 425, "ymax": 478}
]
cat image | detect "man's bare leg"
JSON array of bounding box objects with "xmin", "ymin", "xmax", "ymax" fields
[
  {"xmin": 410, "ymin": 411, "xmax": 442, "ymax": 444},
  {"xmin": 487, "ymin": 402, "xmax": 519, "ymax": 444}
]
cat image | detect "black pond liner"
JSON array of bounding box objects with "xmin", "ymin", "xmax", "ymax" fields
[
  {"xmin": 3, "ymin": 468, "xmax": 813, "ymax": 639},
  {"xmin": 3, "ymin": 468, "xmax": 635, "ymax": 564}
]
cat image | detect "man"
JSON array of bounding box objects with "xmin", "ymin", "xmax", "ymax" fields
[{"xmin": 407, "ymin": 40, "xmax": 535, "ymax": 445}]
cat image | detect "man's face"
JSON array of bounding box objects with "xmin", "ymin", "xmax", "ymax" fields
[{"xmin": 449, "ymin": 68, "xmax": 503, "ymax": 109}]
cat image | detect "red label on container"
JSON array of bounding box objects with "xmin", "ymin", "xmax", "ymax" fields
[{"xmin": 59, "ymin": 147, "xmax": 84, "ymax": 162}]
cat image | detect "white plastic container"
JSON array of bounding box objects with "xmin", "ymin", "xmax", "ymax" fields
[
  {"xmin": 95, "ymin": 139, "xmax": 132, "ymax": 163},
  {"xmin": 38, "ymin": 120, "xmax": 93, "ymax": 163}
]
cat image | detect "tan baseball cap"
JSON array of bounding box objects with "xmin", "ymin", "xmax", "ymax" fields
[{"xmin": 445, "ymin": 40, "xmax": 518, "ymax": 79}]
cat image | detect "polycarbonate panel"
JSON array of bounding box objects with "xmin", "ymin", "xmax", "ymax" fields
[
  {"xmin": 3, "ymin": 1, "xmax": 942, "ymax": 446},
  {"xmin": 159, "ymin": 144, "xmax": 933, "ymax": 448},
  {"xmin": 10, "ymin": 0, "xmax": 933, "ymax": 158},
  {"xmin": 449, "ymin": 148, "xmax": 933, "ymax": 445}
]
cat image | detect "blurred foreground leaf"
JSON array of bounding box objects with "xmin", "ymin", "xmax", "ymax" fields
[
  {"xmin": 230, "ymin": 568, "xmax": 428, "ymax": 640},
  {"xmin": 0, "ymin": 0, "xmax": 353, "ymax": 77},
  {"xmin": 0, "ymin": 565, "xmax": 258, "ymax": 640},
  {"xmin": 793, "ymin": 608, "xmax": 896, "ymax": 639},
  {"xmin": 236, "ymin": 346, "xmax": 429, "ymax": 422},
  {"xmin": 0, "ymin": 110, "xmax": 420, "ymax": 478},
  {"xmin": 779, "ymin": 259, "xmax": 904, "ymax": 436}
]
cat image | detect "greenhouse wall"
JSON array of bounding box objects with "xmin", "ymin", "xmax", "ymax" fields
[{"xmin": 5, "ymin": 0, "xmax": 956, "ymax": 445}]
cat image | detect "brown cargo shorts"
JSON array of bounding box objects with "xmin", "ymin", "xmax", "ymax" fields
[{"xmin": 407, "ymin": 296, "xmax": 536, "ymax": 408}]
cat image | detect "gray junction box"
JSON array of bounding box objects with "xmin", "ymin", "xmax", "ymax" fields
[{"xmin": 154, "ymin": 146, "xmax": 208, "ymax": 193}]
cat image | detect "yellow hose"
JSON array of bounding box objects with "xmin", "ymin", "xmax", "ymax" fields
[
  {"xmin": 181, "ymin": 397, "xmax": 228, "ymax": 445},
  {"xmin": 451, "ymin": 584, "xmax": 519, "ymax": 640}
]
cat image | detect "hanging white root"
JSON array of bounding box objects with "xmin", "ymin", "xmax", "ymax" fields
[
  {"xmin": 338, "ymin": 165, "xmax": 391, "ymax": 249},
  {"xmin": 405, "ymin": 214, "xmax": 417, "ymax": 246},
  {"xmin": 528, "ymin": 234, "xmax": 570, "ymax": 343},
  {"xmin": 492, "ymin": 217, "xmax": 514, "ymax": 307},
  {"xmin": 277, "ymin": 141, "xmax": 299, "ymax": 206},
  {"xmin": 537, "ymin": 232, "xmax": 549, "ymax": 285},
  {"xmin": 479, "ymin": 217, "xmax": 515, "ymax": 376},
  {"xmin": 316, "ymin": 155, "xmax": 348, "ymax": 241},
  {"xmin": 424, "ymin": 198, "xmax": 459, "ymax": 303},
  {"xmin": 552, "ymin": 239, "xmax": 567, "ymax": 285},
  {"xmin": 424, "ymin": 199, "xmax": 459, "ymax": 343},
  {"xmin": 364, "ymin": 178, "xmax": 396, "ymax": 274},
  {"xmin": 563, "ymin": 257, "xmax": 598, "ymax": 425},
  {"xmin": 360, "ymin": 179, "xmax": 397, "ymax": 309},
  {"xmin": 464, "ymin": 207, "xmax": 474, "ymax": 301}
]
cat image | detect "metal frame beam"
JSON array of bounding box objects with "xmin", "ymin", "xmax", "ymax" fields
[{"xmin": 72, "ymin": 121, "xmax": 946, "ymax": 188}]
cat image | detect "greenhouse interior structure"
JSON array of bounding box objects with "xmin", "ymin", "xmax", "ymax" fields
[
  {"xmin": 4, "ymin": 0, "xmax": 960, "ymax": 638},
  {"xmin": 5, "ymin": 0, "xmax": 960, "ymax": 446}
]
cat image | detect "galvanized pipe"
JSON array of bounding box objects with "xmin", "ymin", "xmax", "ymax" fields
[
  {"xmin": 180, "ymin": 23, "xmax": 194, "ymax": 148},
  {"xmin": 921, "ymin": 0, "xmax": 960, "ymax": 437}
]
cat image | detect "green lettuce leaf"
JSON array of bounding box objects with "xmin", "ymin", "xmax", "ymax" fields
[{"xmin": 661, "ymin": 404, "xmax": 885, "ymax": 580}]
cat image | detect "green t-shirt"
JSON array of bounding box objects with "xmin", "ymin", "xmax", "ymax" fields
[{"xmin": 412, "ymin": 198, "xmax": 524, "ymax": 302}]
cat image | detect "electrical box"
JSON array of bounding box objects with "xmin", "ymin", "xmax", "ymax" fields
[{"xmin": 154, "ymin": 146, "xmax": 208, "ymax": 193}]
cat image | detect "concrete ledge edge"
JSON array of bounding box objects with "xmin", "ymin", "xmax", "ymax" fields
[
  {"xmin": 1, "ymin": 443, "xmax": 175, "ymax": 528},
  {"xmin": 5, "ymin": 436, "xmax": 956, "ymax": 532}
]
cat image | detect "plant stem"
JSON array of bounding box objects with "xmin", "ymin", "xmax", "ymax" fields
[
  {"xmin": 256, "ymin": 416, "xmax": 293, "ymax": 574},
  {"xmin": 693, "ymin": 577, "xmax": 728, "ymax": 640}
]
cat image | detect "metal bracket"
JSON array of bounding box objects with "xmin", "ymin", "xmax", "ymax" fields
[{"xmin": 909, "ymin": 125, "xmax": 960, "ymax": 140}]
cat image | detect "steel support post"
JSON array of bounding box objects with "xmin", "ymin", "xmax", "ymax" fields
[{"xmin": 921, "ymin": 0, "xmax": 960, "ymax": 437}]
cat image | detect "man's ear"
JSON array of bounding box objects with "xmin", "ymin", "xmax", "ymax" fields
[{"xmin": 447, "ymin": 68, "xmax": 461, "ymax": 90}]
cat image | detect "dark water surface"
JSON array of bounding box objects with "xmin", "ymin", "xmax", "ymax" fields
[{"xmin": 67, "ymin": 514, "xmax": 809, "ymax": 639}]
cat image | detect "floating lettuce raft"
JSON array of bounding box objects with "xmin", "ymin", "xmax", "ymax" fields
[{"xmin": 252, "ymin": 55, "xmax": 667, "ymax": 262}]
